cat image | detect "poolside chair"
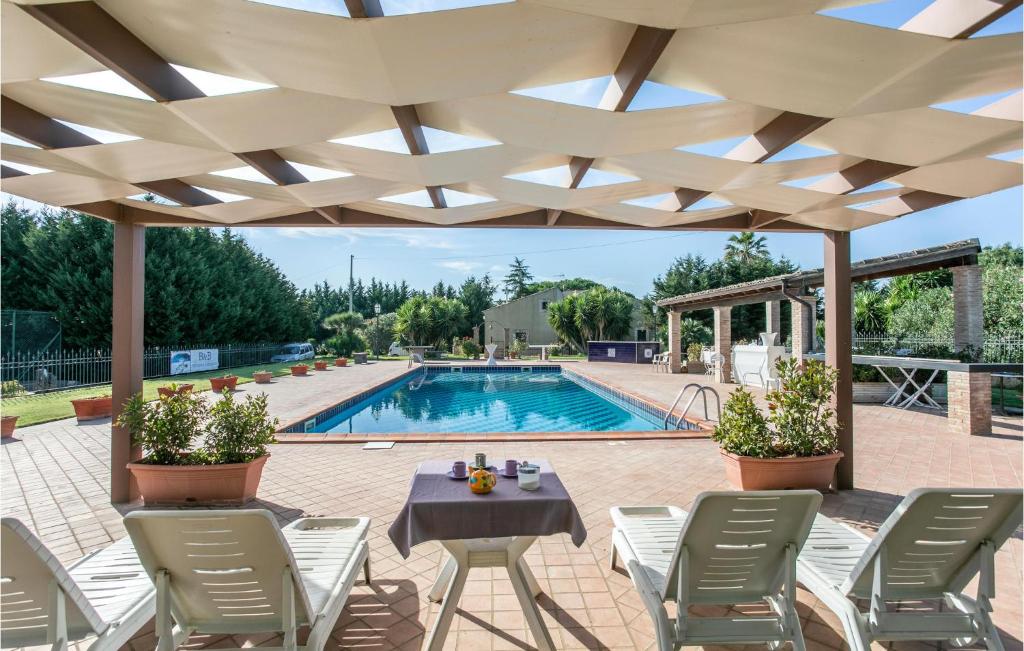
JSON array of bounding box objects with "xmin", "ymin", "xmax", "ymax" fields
[
  {"xmin": 610, "ymin": 490, "xmax": 822, "ymax": 651},
  {"xmin": 1, "ymin": 516, "xmax": 164, "ymax": 651},
  {"xmin": 124, "ymin": 510, "xmax": 370, "ymax": 651},
  {"xmin": 797, "ymin": 488, "xmax": 1023, "ymax": 651}
]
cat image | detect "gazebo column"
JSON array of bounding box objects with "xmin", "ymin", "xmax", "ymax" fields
[
  {"xmin": 765, "ymin": 300, "xmax": 781, "ymax": 340},
  {"xmin": 952, "ymin": 264, "xmax": 983, "ymax": 354},
  {"xmin": 824, "ymin": 231, "xmax": 853, "ymax": 490},
  {"xmin": 667, "ymin": 309, "xmax": 682, "ymax": 373},
  {"xmin": 789, "ymin": 296, "xmax": 814, "ymax": 362},
  {"xmin": 713, "ymin": 306, "xmax": 732, "ymax": 383},
  {"xmin": 111, "ymin": 221, "xmax": 145, "ymax": 504}
]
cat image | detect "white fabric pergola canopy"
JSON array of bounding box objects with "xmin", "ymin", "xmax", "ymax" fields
[{"xmin": 1, "ymin": 0, "xmax": 1021, "ymax": 231}]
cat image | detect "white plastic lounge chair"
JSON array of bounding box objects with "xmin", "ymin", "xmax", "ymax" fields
[
  {"xmin": 124, "ymin": 510, "xmax": 370, "ymax": 651},
  {"xmin": 797, "ymin": 488, "xmax": 1023, "ymax": 651},
  {"xmin": 610, "ymin": 490, "xmax": 822, "ymax": 651},
  {"xmin": 1, "ymin": 516, "xmax": 163, "ymax": 651}
]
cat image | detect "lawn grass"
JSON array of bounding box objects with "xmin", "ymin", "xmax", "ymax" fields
[{"xmin": 0, "ymin": 356, "xmax": 403, "ymax": 427}]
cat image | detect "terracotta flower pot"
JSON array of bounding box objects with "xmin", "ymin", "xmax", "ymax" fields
[
  {"xmin": 335, "ymin": 358, "xmax": 348, "ymax": 367},
  {"xmin": 71, "ymin": 395, "xmax": 113, "ymax": 422},
  {"xmin": 314, "ymin": 360, "xmax": 328, "ymax": 371},
  {"xmin": 290, "ymin": 365, "xmax": 308, "ymax": 376},
  {"xmin": 128, "ymin": 454, "xmax": 270, "ymax": 506},
  {"xmin": 720, "ymin": 450, "xmax": 843, "ymax": 491},
  {"xmin": 209, "ymin": 376, "xmax": 238, "ymax": 393},
  {"xmin": 157, "ymin": 384, "xmax": 194, "ymax": 399},
  {"xmin": 253, "ymin": 371, "xmax": 273, "ymax": 384},
  {"xmin": 1, "ymin": 416, "xmax": 18, "ymax": 438}
]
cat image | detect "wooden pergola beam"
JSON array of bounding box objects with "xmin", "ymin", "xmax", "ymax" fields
[
  {"xmin": 748, "ymin": 209, "xmax": 788, "ymax": 229},
  {"xmin": 726, "ymin": 111, "xmax": 831, "ymax": 163},
  {"xmin": 134, "ymin": 179, "xmax": 222, "ymax": 207},
  {"xmin": 390, "ymin": 104, "xmax": 446, "ymax": 208},
  {"xmin": 806, "ymin": 159, "xmax": 913, "ymax": 195},
  {"xmin": 2, "ymin": 96, "xmax": 99, "ymax": 148},
  {"xmin": 900, "ymin": 0, "xmax": 1022, "ymax": 38},
  {"xmin": 344, "ymin": 0, "xmax": 384, "ymax": 18},
  {"xmin": 20, "ymin": 1, "xmax": 204, "ymax": 102},
  {"xmin": 551, "ymin": 25, "xmax": 676, "ymax": 224},
  {"xmin": 1, "ymin": 165, "xmax": 28, "ymax": 179}
]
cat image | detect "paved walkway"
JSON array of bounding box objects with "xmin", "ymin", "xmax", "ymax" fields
[{"xmin": 2, "ymin": 363, "xmax": 1021, "ymax": 651}]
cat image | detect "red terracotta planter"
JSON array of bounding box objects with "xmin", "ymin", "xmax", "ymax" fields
[
  {"xmin": 1, "ymin": 416, "xmax": 18, "ymax": 438},
  {"xmin": 720, "ymin": 450, "xmax": 843, "ymax": 491},
  {"xmin": 71, "ymin": 395, "xmax": 113, "ymax": 422},
  {"xmin": 314, "ymin": 360, "xmax": 328, "ymax": 371},
  {"xmin": 290, "ymin": 365, "xmax": 309, "ymax": 376},
  {"xmin": 157, "ymin": 383, "xmax": 194, "ymax": 399},
  {"xmin": 335, "ymin": 358, "xmax": 348, "ymax": 367},
  {"xmin": 253, "ymin": 371, "xmax": 273, "ymax": 384},
  {"xmin": 209, "ymin": 376, "xmax": 238, "ymax": 393},
  {"xmin": 128, "ymin": 454, "xmax": 270, "ymax": 506}
]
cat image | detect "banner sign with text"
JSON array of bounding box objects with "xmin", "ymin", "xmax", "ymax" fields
[{"xmin": 170, "ymin": 349, "xmax": 219, "ymax": 375}]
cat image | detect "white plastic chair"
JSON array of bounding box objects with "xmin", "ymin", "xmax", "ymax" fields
[
  {"xmin": 797, "ymin": 488, "xmax": 1022, "ymax": 651},
  {"xmin": 651, "ymin": 352, "xmax": 668, "ymax": 372},
  {"xmin": 706, "ymin": 353, "xmax": 725, "ymax": 379},
  {"xmin": 124, "ymin": 510, "xmax": 370, "ymax": 651},
  {"xmin": 1, "ymin": 517, "xmax": 164, "ymax": 651},
  {"xmin": 610, "ymin": 490, "xmax": 822, "ymax": 650}
]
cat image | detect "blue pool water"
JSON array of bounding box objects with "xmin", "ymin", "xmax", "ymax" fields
[{"xmin": 310, "ymin": 369, "xmax": 662, "ymax": 434}]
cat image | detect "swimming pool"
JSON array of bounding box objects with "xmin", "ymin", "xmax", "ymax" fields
[{"xmin": 300, "ymin": 367, "xmax": 666, "ymax": 434}]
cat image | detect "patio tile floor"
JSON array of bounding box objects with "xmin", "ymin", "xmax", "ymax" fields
[{"xmin": 2, "ymin": 363, "xmax": 1021, "ymax": 651}]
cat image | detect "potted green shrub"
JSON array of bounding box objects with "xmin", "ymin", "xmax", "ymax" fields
[
  {"xmin": 686, "ymin": 343, "xmax": 704, "ymax": 373},
  {"xmin": 71, "ymin": 395, "xmax": 113, "ymax": 422},
  {"xmin": 157, "ymin": 382, "xmax": 194, "ymax": 398},
  {"xmin": 119, "ymin": 389, "xmax": 277, "ymax": 505},
  {"xmin": 507, "ymin": 338, "xmax": 526, "ymax": 359},
  {"xmin": 462, "ymin": 340, "xmax": 481, "ymax": 360},
  {"xmin": 209, "ymin": 375, "xmax": 238, "ymax": 393},
  {"xmin": 713, "ymin": 357, "xmax": 843, "ymax": 491},
  {"xmin": 253, "ymin": 370, "xmax": 273, "ymax": 384},
  {"xmin": 290, "ymin": 364, "xmax": 309, "ymax": 376}
]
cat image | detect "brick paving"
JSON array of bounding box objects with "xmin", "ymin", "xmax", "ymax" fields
[{"xmin": 1, "ymin": 362, "xmax": 1021, "ymax": 651}]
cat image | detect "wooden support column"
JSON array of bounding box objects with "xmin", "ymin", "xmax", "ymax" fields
[
  {"xmin": 111, "ymin": 221, "xmax": 145, "ymax": 504},
  {"xmin": 824, "ymin": 231, "xmax": 853, "ymax": 490},
  {"xmin": 713, "ymin": 306, "xmax": 732, "ymax": 383},
  {"xmin": 667, "ymin": 309, "xmax": 682, "ymax": 373},
  {"xmin": 765, "ymin": 300, "xmax": 781, "ymax": 339}
]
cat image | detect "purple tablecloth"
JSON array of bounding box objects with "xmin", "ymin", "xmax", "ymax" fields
[{"xmin": 388, "ymin": 459, "xmax": 587, "ymax": 558}]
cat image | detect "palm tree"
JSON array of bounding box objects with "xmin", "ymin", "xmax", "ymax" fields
[
  {"xmin": 322, "ymin": 311, "xmax": 364, "ymax": 336},
  {"xmin": 724, "ymin": 232, "xmax": 769, "ymax": 263},
  {"xmin": 547, "ymin": 296, "xmax": 585, "ymax": 352}
]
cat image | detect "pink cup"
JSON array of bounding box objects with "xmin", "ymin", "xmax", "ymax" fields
[
  {"xmin": 452, "ymin": 461, "xmax": 467, "ymax": 478},
  {"xmin": 505, "ymin": 459, "xmax": 518, "ymax": 476}
]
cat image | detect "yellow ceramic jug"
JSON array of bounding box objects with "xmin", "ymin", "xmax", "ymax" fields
[{"xmin": 469, "ymin": 467, "xmax": 496, "ymax": 494}]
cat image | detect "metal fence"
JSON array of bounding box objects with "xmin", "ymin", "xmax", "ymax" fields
[
  {"xmin": 852, "ymin": 333, "xmax": 1023, "ymax": 364},
  {"xmin": 1, "ymin": 343, "xmax": 287, "ymax": 394}
]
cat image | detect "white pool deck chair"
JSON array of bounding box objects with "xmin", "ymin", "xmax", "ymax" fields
[
  {"xmin": 124, "ymin": 510, "xmax": 370, "ymax": 651},
  {"xmin": 797, "ymin": 488, "xmax": 1023, "ymax": 651},
  {"xmin": 610, "ymin": 490, "xmax": 822, "ymax": 651},
  {"xmin": 1, "ymin": 516, "xmax": 163, "ymax": 651}
]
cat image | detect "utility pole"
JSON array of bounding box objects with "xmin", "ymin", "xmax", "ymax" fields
[{"xmin": 348, "ymin": 254, "xmax": 354, "ymax": 313}]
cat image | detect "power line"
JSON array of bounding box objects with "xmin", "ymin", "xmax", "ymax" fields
[{"xmin": 291, "ymin": 231, "xmax": 693, "ymax": 282}]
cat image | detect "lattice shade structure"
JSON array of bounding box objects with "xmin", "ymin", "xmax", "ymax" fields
[{"xmin": 1, "ymin": 0, "xmax": 1021, "ymax": 231}]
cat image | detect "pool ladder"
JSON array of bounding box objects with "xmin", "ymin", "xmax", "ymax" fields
[{"xmin": 664, "ymin": 383, "xmax": 721, "ymax": 430}]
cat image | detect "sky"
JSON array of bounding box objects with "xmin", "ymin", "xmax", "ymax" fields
[{"xmin": 2, "ymin": 0, "xmax": 1021, "ymax": 297}]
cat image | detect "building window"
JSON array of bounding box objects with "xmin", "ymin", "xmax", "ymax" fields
[
  {"xmin": 514, "ymin": 330, "xmax": 529, "ymax": 342},
  {"xmin": 540, "ymin": 301, "xmax": 549, "ymax": 311}
]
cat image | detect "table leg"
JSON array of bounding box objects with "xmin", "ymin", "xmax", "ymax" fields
[
  {"xmin": 424, "ymin": 542, "xmax": 470, "ymax": 651},
  {"xmin": 899, "ymin": 369, "xmax": 941, "ymax": 410},
  {"xmin": 506, "ymin": 537, "xmax": 555, "ymax": 651},
  {"xmin": 427, "ymin": 554, "xmax": 457, "ymax": 603},
  {"xmin": 877, "ymin": 365, "xmax": 909, "ymax": 407}
]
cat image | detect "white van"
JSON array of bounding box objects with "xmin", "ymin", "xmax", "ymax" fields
[{"xmin": 271, "ymin": 342, "xmax": 315, "ymax": 362}]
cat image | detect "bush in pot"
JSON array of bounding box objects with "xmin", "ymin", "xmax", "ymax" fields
[
  {"xmin": 118, "ymin": 389, "xmax": 278, "ymax": 505},
  {"xmin": 462, "ymin": 340, "xmax": 481, "ymax": 359},
  {"xmin": 713, "ymin": 357, "xmax": 842, "ymax": 491}
]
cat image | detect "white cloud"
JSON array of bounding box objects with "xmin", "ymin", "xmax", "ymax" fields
[{"xmin": 437, "ymin": 260, "xmax": 480, "ymax": 273}]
